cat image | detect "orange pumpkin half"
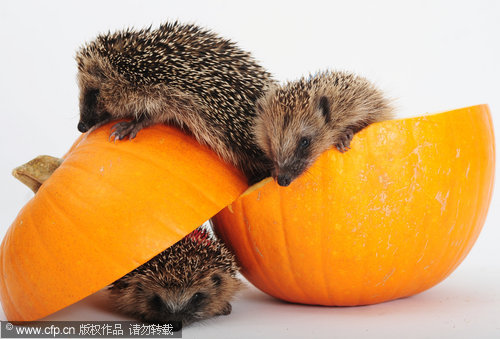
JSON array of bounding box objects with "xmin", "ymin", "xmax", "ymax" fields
[
  {"xmin": 212, "ymin": 104, "xmax": 495, "ymax": 306},
  {"xmin": 0, "ymin": 122, "xmax": 247, "ymax": 321}
]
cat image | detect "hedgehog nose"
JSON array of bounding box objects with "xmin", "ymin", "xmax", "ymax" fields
[
  {"xmin": 277, "ymin": 174, "xmax": 292, "ymax": 187},
  {"xmin": 77, "ymin": 121, "xmax": 89, "ymax": 133},
  {"xmin": 171, "ymin": 322, "xmax": 182, "ymax": 332}
]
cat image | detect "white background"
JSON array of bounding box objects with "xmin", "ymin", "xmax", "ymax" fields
[{"xmin": 0, "ymin": 1, "xmax": 499, "ymax": 338}]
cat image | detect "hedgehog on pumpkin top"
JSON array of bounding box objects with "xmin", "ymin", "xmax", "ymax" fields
[{"xmin": 75, "ymin": 21, "xmax": 275, "ymax": 184}]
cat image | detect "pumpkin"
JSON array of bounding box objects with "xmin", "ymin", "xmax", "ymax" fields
[
  {"xmin": 212, "ymin": 104, "xmax": 495, "ymax": 306},
  {"xmin": 0, "ymin": 122, "xmax": 247, "ymax": 321}
]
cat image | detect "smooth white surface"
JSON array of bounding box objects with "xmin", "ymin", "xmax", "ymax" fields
[
  {"xmin": 39, "ymin": 264, "xmax": 500, "ymax": 339},
  {"xmin": 0, "ymin": 1, "xmax": 499, "ymax": 338}
]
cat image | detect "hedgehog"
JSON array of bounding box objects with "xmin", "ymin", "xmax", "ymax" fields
[
  {"xmin": 253, "ymin": 70, "xmax": 394, "ymax": 187},
  {"xmin": 108, "ymin": 227, "xmax": 243, "ymax": 330},
  {"xmin": 75, "ymin": 21, "xmax": 275, "ymax": 183}
]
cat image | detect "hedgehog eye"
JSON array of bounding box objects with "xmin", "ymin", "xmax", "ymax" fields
[
  {"xmin": 190, "ymin": 292, "xmax": 206, "ymax": 305},
  {"xmin": 299, "ymin": 137, "xmax": 310, "ymax": 148},
  {"xmin": 211, "ymin": 274, "xmax": 222, "ymax": 287},
  {"xmin": 149, "ymin": 294, "xmax": 165, "ymax": 311}
]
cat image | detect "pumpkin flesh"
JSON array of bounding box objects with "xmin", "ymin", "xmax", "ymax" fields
[{"xmin": 0, "ymin": 123, "xmax": 247, "ymax": 321}]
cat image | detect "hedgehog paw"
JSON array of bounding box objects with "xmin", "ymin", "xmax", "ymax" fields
[
  {"xmin": 335, "ymin": 128, "xmax": 354, "ymax": 153},
  {"xmin": 218, "ymin": 302, "xmax": 232, "ymax": 316},
  {"xmin": 110, "ymin": 120, "xmax": 145, "ymax": 141}
]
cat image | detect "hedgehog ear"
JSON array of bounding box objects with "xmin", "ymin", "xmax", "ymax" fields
[
  {"xmin": 318, "ymin": 96, "xmax": 330, "ymax": 123},
  {"xmin": 211, "ymin": 274, "xmax": 222, "ymax": 287}
]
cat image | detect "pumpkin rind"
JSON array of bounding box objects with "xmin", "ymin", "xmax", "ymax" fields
[
  {"xmin": 0, "ymin": 123, "xmax": 247, "ymax": 321},
  {"xmin": 213, "ymin": 104, "xmax": 495, "ymax": 306}
]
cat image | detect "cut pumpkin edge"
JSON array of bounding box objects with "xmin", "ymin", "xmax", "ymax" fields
[
  {"xmin": 236, "ymin": 103, "xmax": 493, "ymax": 201},
  {"xmin": 13, "ymin": 104, "xmax": 492, "ymax": 203},
  {"xmin": 3, "ymin": 103, "xmax": 493, "ymax": 321}
]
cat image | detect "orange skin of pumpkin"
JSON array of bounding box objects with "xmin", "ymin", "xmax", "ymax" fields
[
  {"xmin": 213, "ymin": 105, "xmax": 495, "ymax": 306},
  {"xmin": 0, "ymin": 123, "xmax": 247, "ymax": 321},
  {"xmin": 0, "ymin": 105, "xmax": 494, "ymax": 321}
]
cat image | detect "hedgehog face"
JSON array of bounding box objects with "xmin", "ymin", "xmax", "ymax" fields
[
  {"xmin": 75, "ymin": 52, "xmax": 113, "ymax": 133},
  {"xmin": 110, "ymin": 268, "xmax": 238, "ymax": 329},
  {"xmin": 78, "ymin": 88, "xmax": 111, "ymax": 133},
  {"xmin": 109, "ymin": 231, "xmax": 243, "ymax": 330},
  {"xmin": 254, "ymin": 90, "xmax": 333, "ymax": 186}
]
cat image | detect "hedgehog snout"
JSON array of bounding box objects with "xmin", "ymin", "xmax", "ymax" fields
[
  {"xmin": 162, "ymin": 314, "xmax": 184, "ymax": 332},
  {"xmin": 275, "ymin": 159, "xmax": 310, "ymax": 186},
  {"xmin": 277, "ymin": 173, "xmax": 292, "ymax": 187},
  {"xmin": 145, "ymin": 310, "xmax": 186, "ymax": 331},
  {"xmin": 274, "ymin": 161, "xmax": 294, "ymax": 186},
  {"xmin": 77, "ymin": 121, "xmax": 89, "ymax": 133},
  {"xmin": 171, "ymin": 322, "xmax": 182, "ymax": 332}
]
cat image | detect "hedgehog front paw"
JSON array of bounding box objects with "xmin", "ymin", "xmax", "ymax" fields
[
  {"xmin": 335, "ymin": 128, "xmax": 354, "ymax": 153},
  {"xmin": 110, "ymin": 120, "xmax": 145, "ymax": 141},
  {"xmin": 218, "ymin": 302, "xmax": 232, "ymax": 316}
]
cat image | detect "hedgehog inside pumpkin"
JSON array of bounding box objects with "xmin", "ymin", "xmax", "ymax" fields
[{"xmin": 107, "ymin": 227, "xmax": 244, "ymax": 330}]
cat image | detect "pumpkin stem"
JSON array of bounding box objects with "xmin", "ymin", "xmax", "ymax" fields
[{"xmin": 12, "ymin": 155, "xmax": 63, "ymax": 193}]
